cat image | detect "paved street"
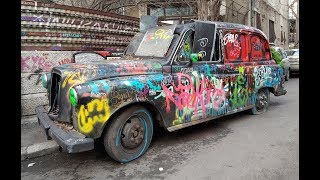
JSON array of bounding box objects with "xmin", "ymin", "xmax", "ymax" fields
[{"xmin": 21, "ymin": 77, "xmax": 299, "ymax": 180}]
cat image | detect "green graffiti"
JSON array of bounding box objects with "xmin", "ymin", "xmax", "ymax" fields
[
  {"xmin": 191, "ymin": 53, "xmax": 198, "ymax": 62},
  {"xmin": 229, "ymin": 74, "xmax": 249, "ymax": 108}
]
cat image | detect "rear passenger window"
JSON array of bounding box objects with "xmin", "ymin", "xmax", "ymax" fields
[
  {"xmin": 223, "ymin": 31, "xmax": 249, "ymax": 63},
  {"xmin": 249, "ymin": 34, "xmax": 271, "ymax": 61}
]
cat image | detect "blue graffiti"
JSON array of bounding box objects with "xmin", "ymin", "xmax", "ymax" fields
[
  {"xmin": 100, "ymin": 81, "xmax": 110, "ymax": 92},
  {"xmin": 126, "ymin": 79, "xmax": 145, "ymax": 91},
  {"xmin": 90, "ymin": 82, "xmax": 99, "ymax": 94},
  {"xmin": 147, "ymin": 80, "xmax": 161, "ymax": 91}
]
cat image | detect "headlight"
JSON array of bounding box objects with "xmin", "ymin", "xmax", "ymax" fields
[
  {"xmin": 41, "ymin": 74, "xmax": 48, "ymax": 88},
  {"xmin": 69, "ymin": 88, "xmax": 78, "ymax": 106}
]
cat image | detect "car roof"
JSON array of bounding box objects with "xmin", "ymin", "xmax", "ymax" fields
[{"xmin": 187, "ymin": 20, "xmax": 268, "ymax": 39}]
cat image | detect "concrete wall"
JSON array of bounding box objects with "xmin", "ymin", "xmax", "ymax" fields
[
  {"xmin": 249, "ymin": 0, "xmax": 289, "ymax": 49},
  {"xmin": 21, "ymin": 51, "xmax": 76, "ymax": 116},
  {"xmin": 225, "ymin": 0, "xmax": 250, "ymax": 25}
]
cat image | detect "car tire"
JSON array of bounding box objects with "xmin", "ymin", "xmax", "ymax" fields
[
  {"xmin": 249, "ymin": 88, "xmax": 270, "ymax": 115},
  {"xmin": 285, "ymin": 69, "xmax": 290, "ymax": 81},
  {"xmin": 103, "ymin": 105, "xmax": 153, "ymax": 163}
]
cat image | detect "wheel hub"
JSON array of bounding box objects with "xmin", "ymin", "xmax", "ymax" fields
[{"xmin": 121, "ymin": 117, "xmax": 145, "ymax": 149}]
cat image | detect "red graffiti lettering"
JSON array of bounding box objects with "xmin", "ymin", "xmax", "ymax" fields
[
  {"xmin": 58, "ymin": 58, "xmax": 74, "ymax": 65},
  {"xmin": 162, "ymin": 73, "xmax": 226, "ymax": 118}
]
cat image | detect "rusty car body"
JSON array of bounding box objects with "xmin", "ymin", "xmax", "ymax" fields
[{"xmin": 36, "ymin": 20, "xmax": 287, "ymax": 163}]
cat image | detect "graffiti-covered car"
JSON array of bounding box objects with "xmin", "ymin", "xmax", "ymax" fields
[{"xmin": 36, "ymin": 20, "xmax": 287, "ymax": 163}]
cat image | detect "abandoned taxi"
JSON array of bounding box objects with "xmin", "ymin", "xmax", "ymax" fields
[{"xmin": 37, "ymin": 20, "xmax": 287, "ymax": 163}]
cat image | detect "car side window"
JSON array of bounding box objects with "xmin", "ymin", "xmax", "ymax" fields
[
  {"xmin": 177, "ymin": 31, "xmax": 194, "ymax": 63},
  {"xmin": 249, "ymin": 34, "xmax": 271, "ymax": 61},
  {"xmin": 223, "ymin": 31, "xmax": 249, "ymax": 63}
]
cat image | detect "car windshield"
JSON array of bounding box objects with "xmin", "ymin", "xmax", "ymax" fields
[{"xmin": 124, "ymin": 25, "xmax": 179, "ymax": 58}]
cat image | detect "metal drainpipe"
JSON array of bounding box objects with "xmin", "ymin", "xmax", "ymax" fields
[
  {"xmin": 248, "ymin": 0, "xmax": 251, "ymax": 26},
  {"xmin": 251, "ymin": 0, "xmax": 254, "ymax": 26}
]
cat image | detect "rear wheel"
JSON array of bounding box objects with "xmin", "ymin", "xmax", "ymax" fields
[
  {"xmin": 249, "ymin": 88, "xmax": 270, "ymax": 115},
  {"xmin": 103, "ymin": 106, "xmax": 153, "ymax": 163}
]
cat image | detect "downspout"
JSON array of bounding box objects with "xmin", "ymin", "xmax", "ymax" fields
[
  {"xmin": 250, "ymin": 0, "xmax": 254, "ymax": 26},
  {"xmin": 248, "ymin": 0, "xmax": 252, "ymax": 26}
]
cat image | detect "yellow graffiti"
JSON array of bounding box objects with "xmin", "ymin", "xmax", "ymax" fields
[
  {"xmin": 173, "ymin": 107, "xmax": 193, "ymax": 125},
  {"xmin": 78, "ymin": 98, "xmax": 110, "ymax": 134},
  {"xmin": 238, "ymin": 66, "xmax": 245, "ymax": 74},
  {"xmin": 62, "ymin": 70, "xmax": 96, "ymax": 88},
  {"xmin": 153, "ymin": 29, "xmax": 173, "ymax": 39}
]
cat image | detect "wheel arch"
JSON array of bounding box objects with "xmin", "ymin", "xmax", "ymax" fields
[
  {"xmin": 265, "ymin": 86, "xmax": 274, "ymax": 94},
  {"xmin": 99, "ymin": 101, "xmax": 166, "ymax": 138}
]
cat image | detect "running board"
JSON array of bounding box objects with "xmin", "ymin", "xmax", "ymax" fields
[{"xmin": 167, "ymin": 105, "xmax": 254, "ymax": 132}]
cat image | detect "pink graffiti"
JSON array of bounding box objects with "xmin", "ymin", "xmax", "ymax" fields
[
  {"xmin": 116, "ymin": 63, "xmax": 151, "ymax": 74},
  {"xmin": 162, "ymin": 73, "xmax": 226, "ymax": 118},
  {"xmin": 21, "ymin": 54, "xmax": 53, "ymax": 72}
]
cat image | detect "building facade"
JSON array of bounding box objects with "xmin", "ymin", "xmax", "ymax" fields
[{"xmin": 124, "ymin": 0, "xmax": 290, "ymax": 49}]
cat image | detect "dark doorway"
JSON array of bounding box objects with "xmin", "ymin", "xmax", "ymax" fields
[
  {"xmin": 256, "ymin": 13, "xmax": 262, "ymax": 30},
  {"xmin": 269, "ymin": 20, "xmax": 276, "ymax": 43}
]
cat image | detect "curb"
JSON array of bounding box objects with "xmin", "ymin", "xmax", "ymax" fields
[
  {"xmin": 21, "ymin": 141, "xmax": 60, "ymax": 161},
  {"xmin": 21, "ymin": 115, "xmax": 38, "ymax": 126},
  {"xmin": 21, "ymin": 116, "xmax": 60, "ymax": 161}
]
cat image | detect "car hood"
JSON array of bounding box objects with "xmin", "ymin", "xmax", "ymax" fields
[
  {"xmin": 49, "ymin": 59, "xmax": 163, "ymax": 122},
  {"xmin": 52, "ymin": 59, "xmax": 163, "ymax": 84}
]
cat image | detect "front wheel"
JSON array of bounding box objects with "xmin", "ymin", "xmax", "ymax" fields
[
  {"xmin": 103, "ymin": 106, "xmax": 153, "ymax": 163},
  {"xmin": 249, "ymin": 88, "xmax": 270, "ymax": 115}
]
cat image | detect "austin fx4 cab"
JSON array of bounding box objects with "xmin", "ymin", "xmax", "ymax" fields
[{"xmin": 36, "ymin": 20, "xmax": 287, "ymax": 163}]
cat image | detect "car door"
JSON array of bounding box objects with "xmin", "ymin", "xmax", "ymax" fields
[
  {"xmin": 167, "ymin": 24, "xmax": 229, "ymax": 127},
  {"xmin": 222, "ymin": 29, "xmax": 255, "ymax": 112}
]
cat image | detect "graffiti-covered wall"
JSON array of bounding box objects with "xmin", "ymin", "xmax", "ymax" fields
[
  {"xmin": 20, "ymin": 0, "xmax": 139, "ymax": 117},
  {"xmin": 21, "ymin": 0, "xmax": 139, "ymax": 51},
  {"xmin": 21, "ymin": 50, "xmax": 121, "ymax": 116},
  {"xmin": 21, "ymin": 51, "xmax": 75, "ymax": 116}
]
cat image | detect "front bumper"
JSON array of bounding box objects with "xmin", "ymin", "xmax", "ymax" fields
[
  {"xmin": 274, "ymin": 88, "xmax": 287, "ymax": 96},
  {"xmin": 35, "ymin": 106, "xmax": 94, "ymax": 153}
]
